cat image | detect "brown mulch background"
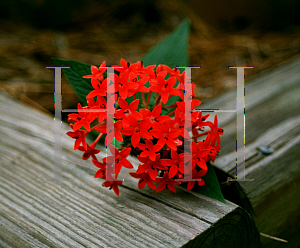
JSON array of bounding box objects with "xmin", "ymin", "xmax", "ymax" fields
[{"xmin": 0, "ymin": 0, "xmax": 299, "ymax": 115}]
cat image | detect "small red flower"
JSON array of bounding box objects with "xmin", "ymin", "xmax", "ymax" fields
[
  {"xmin": 185, "ymin": 169, "xmax": 206, "ymax": 192},
  {"xmin": 179, "ymin": 141, "xmax": 209, "ymax": 173},
  {"xmin": 115, "ymin": 98, "xmax": 143, "ymax": 125},
  {"xmin": 139, "ymin": 104, "xmax": 162, "ymax": 128},
  {"xmin": 137, "ymin": 140, "xmax": 162, "ymax": 161},
  {"xmin": 149, "ymin": 75, "xmax": 180, "ymax": 104},
  {"xmin": 96, "ymin": 120, "xmax": 123, "ymax": 145},
  {"xmin": 196, "ymin": 111, "xmax": 210, "ymax": 129},
  {"xmin": 176, "ymin": 101, "xmax": 199, "ymax": 123},
  {"xmin": 104, "ymin": 145, "xmax": 133, "ymax": 176},
  {"xmin": 102, "ymin": 180, "xmax": 123, "ymax": 196},
  {"xmin": 68, "ymin": 103, "xmax": 95, "ymax": 131},
  {"xmin": 155, "ymin": 171, "xmax": 181, "ymax": 193},
  {"xmin": 129, "ymin": 172, "xmax": 156, "ymax": 190},
  {"xmin": 136, "ymin": 154, "xmax": 168, "ymax": 181},
  {"xmin": 159, "ymin": 150, "xmax": 180, "ymax": 178},
  {"xmin": 93, "ymin": 159, "xmax": 107, "ymax": 178},
  {"xmin": 109, "ymin": 71, "xmax": 139, "ymax": 99},
  {"xmin": 121, "ymin": 116, "xmax": 152, "ymax": 148},
  {"xmin": 128, "ymin": 72, "xmax": 149, "ymax": 95},
  {"xmin": 170, "ymin": 109, "xmax": 188, "ymax": 138},
  {"xmin": 78, "ymin": 143, "xmax": 101, "ymax": 160},
  {"xmin": 66, "ymin": 129, "xmax": 88, "ymax": 150},
  {"xmin": 113, "ymin": 58, "xmax": 137, "ymax": 77},
  {"xmin": 161, "ymin": 65, "xmax": 182, "ymax": 80},
  {"xmin": 208, "ymin": 115, "xmax": 224, "ymax": 146},
  {"xmin": 86, "ymin": 79, "xmax": 107, "ymax": 98},
  {"xmin": 150, "ymin": 121, "xmax": 180, "ymax": 151},
  {"xmin": 83, "ymin": 61, "xmax": 106, "ymax": 82},
  {"xmin": 87, "ymin": 95, "xmax": 108, "ymax": 123}
]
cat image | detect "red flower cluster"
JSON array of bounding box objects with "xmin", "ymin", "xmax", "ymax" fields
[{"xmin": 67, "ymin": 58, "xmax": 223, "ymax": 196}]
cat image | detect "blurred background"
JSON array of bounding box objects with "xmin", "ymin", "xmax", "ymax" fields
[{"xmin": 0, "ymin": 0, "xmax": 300, "ymax": 114}]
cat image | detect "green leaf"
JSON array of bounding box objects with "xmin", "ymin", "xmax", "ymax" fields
[
  {"xmin": 141, "ymin": 19, "xmax": 190, "ymax": 68},
  {"xmin": 193, "ymin": 161, "xmax": 226, "ymax": 203},
  {"xmin": 127, "ymin": 19, "xmax": 191, "ymax": 115},
  {"xmin": 51, "ymin": 58, "xmax": 94, "ymax": 106}
]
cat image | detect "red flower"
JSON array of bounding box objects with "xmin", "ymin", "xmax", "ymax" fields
[
  {"xmin": 102, "ymin": 180, "xmax": 123, "ymax": 196},
  {"xmin": 93, "ymin": 159, "xmax": 106, "ymax": 178},
  {"xmin": 159, "ymin": 150, "xmax": 180, "ymax": 178},
  {"xmin": 86, "ymin": 79, "xmax": 107, "ymax": 98},
  {"xmin": 113, "ymin": 58, "xmax": 137, "ymax": 77},
  {"xmin": 208, "ymin": 115, "xmax": 224, "ymax": 146},
  {"xmin": 176, "ymin": 101, "xmax": 199, "ymax": 123},
  {"xmin": 176, "ymin": 72, "xmax": 196, "ymax": 96},
  {"xmin": 170, "ymin": 109, "xmax": 189, "ymax": 138},
  {"xmin": 83, "ymin": 61, "xmax": 106, "ymax": 82},
  {"xmin": 136, "ymin": 154, "xmax": 168, "ymax": 181},
  {"xmin": 196, "ymin": 111, "xmax": 210, "ymax": 129},
  {"xmin": 109, "ymin": 71, "xmax": 139, "ymax": 99},
  {"xmin": 96, "ymin": 120, "xmax": 123, "ymax": 145},
  {"xmin": 128, "ymin": 72, "xmax": 149, "ymax": 95},
  {"xmin": 185, "ymin": 169, "xmax": 206, "ymax": 192},
  {"xmin": 161, "ymin": 65, "xmax": 182, "ymax": 80},
  {"xmin": 68, "ymin": 103, "xmax": 95, "ymax": 131},
  {"xmin": 67, "ymin": 60, "xmax": 223, "ymax": 196},
  {"xmin": 132, "ymin": 61, "xmax": 145, "ymax": 73},
  {"xmin": 129, "ymin": 172, "xmax": 156, "ymax": 190},
  {"xmin": 141, "ymin": 65, "xmax": 165, "ymax": 86},
  {"xmin": 155, "ymin": 171, "xmax": 181, "ymax": 193},
  {"xmin": 104, "ymin": 145, "xmax": 133, "ymax": 176},
  {"xmin": 150, "ymin": 121, "xmax": 180, "ymax": 151},
  {"xmin": 179, "ymin": 141, "xmax": 209, "ymax": 173},
  {"xmin": 66, "ymin": 129, "xmax": 88, "ymax": 150},
  {"xmin": 78, "ymin": 143, "xmax": 101, "ymax": 160},
  {"xmin": 139, "ymin": 104, "xmax": 162, "ymax": 128},
  {"xmin": 87, "ymin": 95, "xmax": 108, "ymax": 123},
  {"xmin": 149, "ymin": 75, "xmax": 180, "ymax": 104},
  {"xmin": 137, "ymin": 140, "xmax": 162, "ymax": 161},
  {"xmin": 121, "ymin": 116, "xmax": 152, "ymax": 147},
  {"xmin": 115, "ymin": 98, "xmax": 142, "ymax": 125}
]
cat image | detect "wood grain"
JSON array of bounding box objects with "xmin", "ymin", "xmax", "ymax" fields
[
  {"xmin": 204, "ymin": 55, "xmax": 300, "ymax": 247},
  {"xmin": 0, "ymin": 90, "xmax": 259, "ymax": 247}
]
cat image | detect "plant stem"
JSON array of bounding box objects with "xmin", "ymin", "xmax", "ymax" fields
[
  {"xmin": 142, "ymin": 92, "xmax": 146, "ymax": 105},
  {"xmin": 163, "ymin": 103, "xmax": 177, "ymax": 109},
  {"xmin": 90, "ymin": 123, "xmax": 105, "ymax": 132},
  {"xmin": 167, "ymin": 109, "xmax": 176, "ymax": 116},
  {"xmin": 192, "ymin": 130, "xmax": 211, "ymax": 138},
  {"xmin": 91, "ymin": 133, "xmax": 104, "ymax": 146},
  {"xmin": 145, "ymin": 92, "xmax": 152, "ymax": 109},
  {"xmin": 155, "ymin": 93, "xmax": 161, "ymax": 106}
]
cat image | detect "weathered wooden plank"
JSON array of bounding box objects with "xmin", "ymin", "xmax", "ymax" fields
[
  {"xmin": 0, "ymin": 90, "xmax": 259, "ymax": 247},
  {"xmin": 2, "ymin": 54, "xmax": 299, "ymax": 247},
  {"xmin": 197, "ymin": 54, "xmax": 300, "ymax": 155},
  {"xmin": 201, "ymin": 55, "xmax": 300, "ymax": 247}
]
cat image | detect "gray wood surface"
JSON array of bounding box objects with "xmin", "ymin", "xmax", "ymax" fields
[
  {"xmin": 0, "ymin": 89, "xmax": 259, "ymax": 247},
  {"xmin": 200, "ymin": 55, "xmax": 300, "ymax": 247},
  {"xmin": 2, "ymin": 54, "xmax": 299, "ymax": 247}
]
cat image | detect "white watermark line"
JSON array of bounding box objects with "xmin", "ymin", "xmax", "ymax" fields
[
  {"xmin": 230, "ymin": 66, "xmax": 253, "ymax": 181},
  {"xmin": 47, "ymin": 66, "xmax": 70, "ymax": 181},
  {"xmin": 62, "ymin": 109, "xmax": 106, "ymax": 112},
  {"xmin": 195, "ymin": 109, "xmax": 236, "ymax": 113},
  {"xmin": 105, "ymin": 67, "xmax": 123, "ymax": 182},
  {"xmin": 176, "ymin": 66, "xmax": 202, "ymax": 181}
]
